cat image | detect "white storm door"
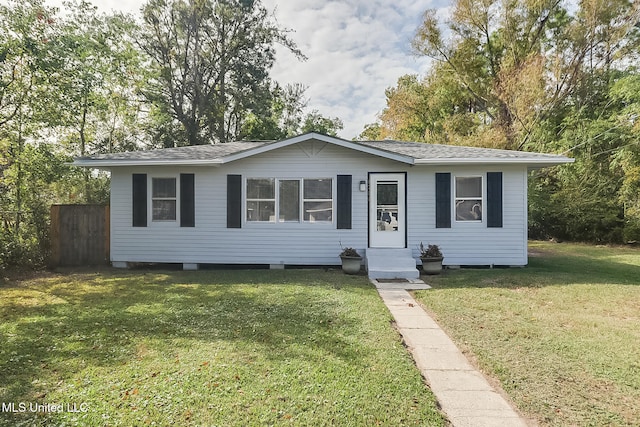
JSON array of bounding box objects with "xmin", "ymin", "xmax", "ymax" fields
[{"xmin": 369, "ymin": 173, "xmax": 406, "ymax": 248}]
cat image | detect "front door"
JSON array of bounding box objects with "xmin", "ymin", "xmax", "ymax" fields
[{"xmin": 369, "ymin": 173, "xmax": 406, "ymax": 248}]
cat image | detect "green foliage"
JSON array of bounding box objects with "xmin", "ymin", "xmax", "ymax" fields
[
  {"xmin": 0, "ymin": 140, "xmax": 70, "ymax": 269},
  {"xmin": 0, "ymin": 0, "xmax": 57, "ymax": 128},
  {"xmin": 356, "ymin": 122, "xmax": 382, "ymax": 141},
  {"xmin": 299, "ymin": 110, "xmax": 343, "ymax": 136},
  {"xmin": 240, "ymin": 83, "xmax": 343, "ymax": 140},
  {"xmin": 529, "ymin": 164, "xmax": 625, "ymax": 243},
  {"xmin": 339, "ymin": 247, "xmax": 360, "ymax": 257},
  {"xmin": 51, "ymin": 0, "xmax": 145, "ymax": 156},
  {"xmin": 528, "ymin": 67, "xmax": 640, "ymax": 242},
  {"xmin": 0, "ymin": 0, "xmax": 132, "ymax": 269},
  {"xmin": 419, "ymin": 242, "xmax": 442, "ymax": 258},
  {"xmin": 0, "ymin": 0, "xmax": 61, "ymax": 269},
  {"xmin": 610, "ymin": 74, "xmax": 640, "ymax": 241}
]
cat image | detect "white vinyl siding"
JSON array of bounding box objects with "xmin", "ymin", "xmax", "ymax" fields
[
  {"xmin": 109, "ymin": 140, "xmax": 529, "ymax": 267},
  {"xmin": 407, "ymin": 166, "xmax": 528, "ymax": 266}
]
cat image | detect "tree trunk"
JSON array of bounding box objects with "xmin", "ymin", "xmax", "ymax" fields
[
  {"xmin": 496, "ymin": 100, "xmax": 516, "ymax": 149},
  {"xmin": 14, "ymin": 110, "xmax": 23, "ymax": 234},
  {"xmin": 80, "ymin": 89, "xmax": 91, "ymax": 202}
]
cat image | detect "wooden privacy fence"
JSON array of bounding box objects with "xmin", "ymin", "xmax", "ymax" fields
[{"xmin": 50, "ymin": 205, "xmax": 110, "ymax": 267}]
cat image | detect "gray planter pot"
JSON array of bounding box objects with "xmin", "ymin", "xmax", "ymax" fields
[
  {"xmin": 421, "ymin": 256, "xmax": 443, "ymax": 275},
  {"xmin": 340, "ymin": 256, "xmax": 362, "ymax": 274}
]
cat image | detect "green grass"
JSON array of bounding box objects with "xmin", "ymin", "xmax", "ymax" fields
[
  {"xmin": 414, "ymin": 241, "xmax": 640, "ymax": 426},
  {"xmin": 0, "ymin": 269, "xmax": 446, "ymax": 426}
]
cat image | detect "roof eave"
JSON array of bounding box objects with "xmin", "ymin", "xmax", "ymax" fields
[
  {"xmin": 414, "ymin": 158, "xmax": 574, "ymax": 167},
  {"xmin": 72, "ymin": 159, "xmax": 224, "ymax": 168}
]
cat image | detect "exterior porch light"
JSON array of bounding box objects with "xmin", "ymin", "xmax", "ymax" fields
[{"xmin": 359, "ymin": 180, "xmax": 367, "ymax": 192}]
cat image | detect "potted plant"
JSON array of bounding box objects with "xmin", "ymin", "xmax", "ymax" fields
[
  {"xmin": 339, "ymin": 247, "xmax": 362, "ymax": 274},
  {"xmin": 419, "ymin": 242, "xmax": 444, "ymax": 275}
]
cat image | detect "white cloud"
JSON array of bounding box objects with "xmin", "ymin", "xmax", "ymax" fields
[
  {"xmin": 263, "ymin": 0, "xmax": 441, "ymax": 138},
  {"xmin": 44, "ymin": 0, "xmax": 450, "ymax": 139}
]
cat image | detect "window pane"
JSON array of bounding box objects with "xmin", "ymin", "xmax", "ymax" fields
[
  {"xmin": 377, "ymin": 209, "xmax": 398, "ymax": 232},
  {"xmin": 152, "ymin": 178, "xmax": 176, "ymax": 198},
  {"xmin": 377, "ymin": 182, "xmax": 398, "ymax": 205},
  {"xmin": 304, "ymin": 201, "xmax": 332, "ymax": 222},
  {"xmin": 247, "ymin": 201, "xmax": 275, "ymax": 222},
  {"xmin": 456, "ymin": 200, "xmax": 482, "ymax": 221},
  {"xmin": 247, "ymin": 179, "xmax": 275, "ymax": 199},
  {"xmin": 303, "ymin": 179, "xmax": 332, "ymax": 199},
  {"xmin": 279, "ymin": 180, "xmax": 300, "ymax": 222},
  {"xmin": 152, "ymin": 200, "xmax": 176, "ymax": 221},
  {"xmin": 456, "ymin": 177, "xmax": 482, "ymax": 198}
]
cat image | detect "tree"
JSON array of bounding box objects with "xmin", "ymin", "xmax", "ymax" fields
[
  {"xmin": 238, "ymin": 82, "xmax": 343, "ymax": 140},
  {"xmin": 139, "ymin": 0, "xmax": 304, "ymax": 146},
  {"xmin": 0, "ymin": 0, "xmax": 68, "ymax": 268},
  {"xmin": 0, "ymin": 0, "xmax": 57, "ymax": 233},
  {"xmin": 369, "ymin": 69, "xmax": 482, "ymax": 144},
  {"xmin": 610, "ymin": 75, "xmax": 640, "ymax": 241},
  {"xmin": 527, "ymin": 71, "xmax": 640, "ymax": 242},
  {"xmin": 0, "ymin": 0, "xmax": 140, "ymax": 269},
  {"xmin": 407, "ymin": 0, "xmax": 639, "ymax": 150},
  {"xmin": 42, "ymin": 1, "xmax": 145, "ymax": 203},
  {"xmin": 0, "ymin": 0, "xmax": 55, "ymax": 130},
  {"xmin": 52, "ymin": 1, "xmax": 144, "ymax": 157},
  {"xmin": 357, "ymin": 122, "xmax": 382, "ymax": 141},
  {"xmin": 299, "ymin": 110, "xmax": 343, "ymax": 136}
]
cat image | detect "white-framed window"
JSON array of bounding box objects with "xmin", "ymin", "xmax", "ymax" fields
[
  {"xmin": 246, "ymin": 178, "xmax": 276, "ymax": 222},
  {"xmin": 279, "ymin": 179, "xmax": 300, "ymax": 222},
  {"xmin": 152, "ymin": 177, "xmax": 177, "ymax": 221},
  {"xmin": 303, "ymin": 179, "xmax": 333, "ymax": 222},
  {"xmin": 245, "ymin": 178, "xmax": 333, "ymax": 223},
  {"xmin": 455, "ymin": 176, "xmax": 482, "ymax": 222}
]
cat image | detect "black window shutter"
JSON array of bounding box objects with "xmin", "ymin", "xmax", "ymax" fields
[
  {"xmin": 487, "ymin": 172, "xmax": 503, "ymax": 228},
  {"xmin": 180, "ymin": 173, "xmax": 195, "ymax": 227},
  {"xmin": 435, "ymin": 173, "xmax": 451, "ymax": 228},
  {"xmin": 132, "ymin": 174, "xmax": 147, "ymax": 227},
  {"xmin": 227, "ymin": 174, "xmax": 242, "ymax": 228},
  {"xmin": 336, "ymin": 175, "xmax": 352, "ymax": 229}
]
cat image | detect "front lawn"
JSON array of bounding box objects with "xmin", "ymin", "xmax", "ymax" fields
[
  {"xmin": 0, "ymin": 269, "xmax": 446, "ymax": 426},
  {"xmin": 414, "ymin": 241, "xmax": 640, "ymax": 426}
]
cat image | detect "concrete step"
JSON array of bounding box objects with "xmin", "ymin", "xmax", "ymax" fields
[
  {"xmin": 366, "ymin": 248, "xmax": 419, "ymax": 280},
  {"xmin": 367, "ymin": 256, "xmax": 417, "ymax": 270},
  {"xmin": 366, "ymin": 248, "xmax": 413, "ymax": 258},
  {"xmin": 368, "ymin": 268, "xmax": 420, "ymax": 280}
]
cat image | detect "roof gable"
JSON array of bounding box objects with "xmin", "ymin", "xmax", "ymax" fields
[
  {"xmin": 72, "ymin": 132, "xmax": 573, "ymax": 168},
  {"xmin": 219, "ymin": 133, "xmax": 415, "ymax": 164}
]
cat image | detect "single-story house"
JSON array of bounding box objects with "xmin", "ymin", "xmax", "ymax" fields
[{"xmin": 73, "ymin": 132, "xmax": 573, "ymax": 278}]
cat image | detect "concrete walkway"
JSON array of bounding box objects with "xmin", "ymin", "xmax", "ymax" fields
[{"xmin": 374, "ymin": 280, "xmax": 529, "ymax": 427}]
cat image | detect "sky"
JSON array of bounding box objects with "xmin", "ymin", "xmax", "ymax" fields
[{"xmin": 46, "ymin": 0, "xmax": 452, "ymax": 139}]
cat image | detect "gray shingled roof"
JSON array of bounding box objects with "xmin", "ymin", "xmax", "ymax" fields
[
  {"xmin": 80, "ymin": 141, "xmax": 268, "ymax": 161},
  {"xmin": 73, "ymin": 133, "xmax": 572, "ymax": 167},
  {"xmin": 356, "ymin": 140, "xmax": 566, "ymax": 162}
]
